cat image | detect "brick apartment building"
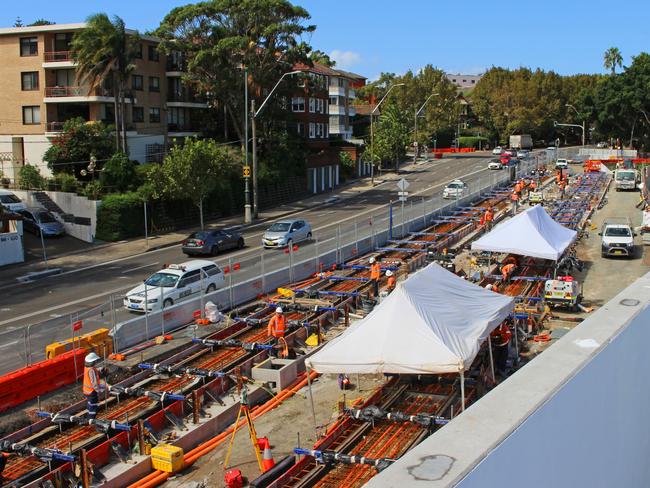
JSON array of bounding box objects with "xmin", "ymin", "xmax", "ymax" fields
[{"xmin": 0, "ymin": 23, "xmax": 206, "ymax": 182}]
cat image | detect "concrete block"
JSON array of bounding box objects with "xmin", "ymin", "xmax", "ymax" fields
[{"xmin": 252, "ymin": 356, "xmax": 306, "ymax": 392}]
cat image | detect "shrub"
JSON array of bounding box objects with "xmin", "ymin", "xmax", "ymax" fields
[
  {"xmin": 18, "ymin": 165, "xmax": 45, "ymax": 190},
  {"xmin": 339, "ymin": 151, "xmax": 356, "ymax": 181},
  {"xmin": 82, "ymin": 180, "xmax": 103, "ymax": 200},
  {"xmin": 458, "ymin": 136, "xmax": 489, "ymax": 149},
  {"xmin": 95, "ymin": 192, "xmax": 144, "ymax": 241},
  {"xmin": 99, "ymin": 152, "xmax": 137, "ymax": 193}
]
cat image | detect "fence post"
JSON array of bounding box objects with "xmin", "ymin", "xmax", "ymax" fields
[
  {"xmin": 354, "ymin": 222, "xmax": 359, "ymax": 255},
  {"xmin": 314, "ymin": 238, "xmax": 320, "ymax": 274},
  {"xmin": 228, "ymin": 257, "xmax": 234, "ymax": 310},
  {"xmin": 371, "ymin": 215, "xmax": 375, "ymax": 250},
  {"xmin": 110, "ymin": 294, "xmax": 119, "ymax": 353}
]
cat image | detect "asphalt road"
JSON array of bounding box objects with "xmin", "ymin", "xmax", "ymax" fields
[{"xmin": 0, "ymin": 153, "xmax": 531, "ymax": 372}]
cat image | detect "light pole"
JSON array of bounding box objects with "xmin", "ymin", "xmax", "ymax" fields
[
  {"xmin": 554, "ymin": 120, "xmax": 585, "ymax": 148},
  {"xmin": 370, "ymin": 83, "xmax": 405, "ymax": 185},
  {"xmin": 251, "ymin": 70, "xmax": 301, "ymax": 218},
  {"xmin": 243, "ymin": 66, "xmax": 252, "ymax": 224},
  {"xmin": 565, "ymin": 103, "xmax": 585, "ymax": 146},
  {"xmin": 414, "ymin": 93, "xmax": 439, "ymax": 164}
]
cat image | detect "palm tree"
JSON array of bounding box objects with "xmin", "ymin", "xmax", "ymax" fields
[
  {"xmin": 71, "ymin": 14, "xmax": 140, "ymax": 154},
  {"xmin": 603, "ymin": 47, "xmax": 623, "ymax": 75}
]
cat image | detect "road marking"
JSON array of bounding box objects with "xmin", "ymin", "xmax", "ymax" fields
[
  {"xmin": 0, "ymin": 340, "xmax": 19, "ymax": 350},
  {"xmin": 122, "ymin": 262, "xmax": 160, "ymax": 274},
  {"xmin": 50, "ymin": 313, "xmax": 63, "ymax": 318},
  {"xmin": 0, "ymin": 308, "xmax": 10, "ymax": 312}
]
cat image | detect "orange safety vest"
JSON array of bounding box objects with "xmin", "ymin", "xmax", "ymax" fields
[
  {"xmin": 485, "ymin": 209, "xmax": 494, "ymax": 222},
  {"xmin": 267, "ymin": 314, "xmax": 287, "ymax": 338},
  {"xmin": 370, "ymin": 262, "xmax": 381, "ymax": 280},
  {"xmin": 501, "ymin": 263, "xmax": 515, "ymax": 279},
  {"xmin": 387, "ymin": 275, "xmax": 396, "ymax": 289},
  {"xmin": 83, "ymin": 366, "xmax": 100, "ymax": 396},
  {"xmin": 514, "ymin": 183, "xmax": 522, "ymax": 193},
  {"xmin": 491, "ymin": 324, "xmax": 512, "ymax": 347},
  {"xmin": 511, "ymin": 192, "xmax": 519, "ymax": 202},
  {"xmin": 529, "ymin": 181, "xmax": 537, "ymax": 190}
]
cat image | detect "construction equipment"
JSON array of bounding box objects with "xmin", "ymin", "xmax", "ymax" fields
[
  {"xmin": 192, "ymin": 337, "xmax": 274, "ymax": 351},
  {"xmin": 224, "ymin": 385, "xmax": 265, "ymax": 473},
  {"xmin": 137, "ymin": 362, "xmax": 227, "ymax": 378},
  {"xmin": 150, "ymin": 443, "xmax": 184, "ymax": 473},
  {"xmin": 0, "ymin": 440, "xmax": 75, "ymax": 463},
  {"xmin": 544, "ymin": 277, "xmax": 583, "ymax": 311},
  {"xmin": 294, "ymin": 448, "xmax": 393, "ymax": 472},
  {"xmin": 345, "ymin": 406, "xmax": 449, "ymax": 428},
  {"xmin": 35, "ymin": 411, "xmax": 131, "ymax": 434}
]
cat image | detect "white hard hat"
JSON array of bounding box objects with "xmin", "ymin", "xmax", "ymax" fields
[
  {"xmin": 85, "ymin": 352, "xmax": 100, "ymax": 366},
  {"xmin": 485, "ymin": 284, "xmax": 493, "ymax": 290},
  {"xmin": 385, "ymin": 270, "xmax": 393, "ymax": 277},
  {"xmin": 369, "ymin": 257, "xmax": 376, "ymax": 264},
  {"xmin": 276, "ymin": 307, "xmax": 283, "ymax": 314}
]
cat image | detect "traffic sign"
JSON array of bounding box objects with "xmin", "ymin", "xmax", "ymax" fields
[
  {"xmin": 398, "ymin": 196, "xmax": 408, "ymax": 202},
  {"xmin": 396, "ymin": 178, "xmax": 410, "ymax": 191},
  {"xmin": 398, "ymin": 191, "xmax": 409, "ymax": 197},
  {"xmin": 243, "ymin": 166, "xmax": 251, "ymax": 177}
]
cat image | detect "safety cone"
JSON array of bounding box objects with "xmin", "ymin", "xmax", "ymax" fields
[{"xmin": 262, "ymin": 443, "xmax": 275, "ymax": 472}]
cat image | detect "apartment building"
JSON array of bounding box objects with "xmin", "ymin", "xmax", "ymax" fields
[
  {"xmin": 446, "ymin": 73, "xmax": 483, "ymax": 89},
  {"xmin": 0, "ymin": 23, "xmax": 206, "ymax": 182},
  {"xmin": 328, "ymin": 69, "xmax": 365, "ymax": 141}
]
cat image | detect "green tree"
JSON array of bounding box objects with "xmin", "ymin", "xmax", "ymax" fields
[
  {"xmin": 158, "ymin": 138, "xmax": 240, "ymax": 228},
  {"xmin": 13, "ymin": 17, "xmax": 23, "ymax": 27},
  {"xmin": 373, "ymin": 104, "xmax": 410, "ymax": 170},
  {"xmin": 604, "ymin": 47, "xmax": 623, "ymax": 75},
  {"xmin": 18, "ymin": 165, "xmax": 45, "ymax": 190},
  {"xmin": 71, "ymin": 14, "xmax": 140, "ymax": 153},
  {"xmin": 309, "ymin": 50, "xmax": 335, "ymax": 67},
  {"xmin": 339, "ymin": 151, "xmax": 355, "ymax": 180},
  {"xmin": 43, "ymin": 117, "xmax": 115, "ymax": 175},
  {"xmin": 29, "ymin": 19, "xmax": 55, "ymax": 26},
  {"xmin": 99, "ymin": 152, "xmax": 136, "ymax": 192}
]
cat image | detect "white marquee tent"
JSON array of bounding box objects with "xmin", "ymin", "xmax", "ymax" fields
[{"xmin": 470, "ymin": 204, "xmax": 577, "ymax": 261}]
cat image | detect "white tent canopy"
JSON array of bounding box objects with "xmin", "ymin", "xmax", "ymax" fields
[
  {"xmin": 306, "ymin": 263, "xmax": 514, "ymax": 375},
  {"xmin": 471, "ymin": 204, "xmax": 577, "ymax": 261}
]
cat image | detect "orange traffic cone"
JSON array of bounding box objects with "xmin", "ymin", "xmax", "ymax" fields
[{"xmin": 262, "ymin": 443, "xmax": 275, "ymax": 472}]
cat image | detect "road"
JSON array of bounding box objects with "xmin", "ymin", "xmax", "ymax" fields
[{"xmin": 0, "ymin": 153, "xmax": 533, "ymax": 372}]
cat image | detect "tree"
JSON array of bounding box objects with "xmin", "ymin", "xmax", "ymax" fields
[
  {"xmin": 71, "ymin": 14, "xmax": 140, "ymax": 153},
  {"xmin": 43, "ymin": 117, "xmax": 115, "ymax": 175},
  {"xmin": 158, "ymin": 138, "xmax": 240, "ymax": 228},
  {"xmin": 29, "ymin": 19, "xmax": 55, "ymax": 26},
  {"xmin": 156, "ymin": 0, "xmax": 314, "ymax": 150},
  {"xmin": 310, "ymin": 50, "xmax": 335, "ymax": 67},
  {"xmin": 99, "ymin": 152, "xmax": 136, "ymax": 192},
  {"xmin": 339, "ymin": 151, "xmax": 355, "ymax": 180},
  {"xmin": 18, "ymin": 165, "xmax": 45, "ymax": 190},
  {"xmin": 373, "ymin": 104, "xmax": 410, "ymax": 170},
  {"xmin": 604, "ymin": 47, "xmax": 623, "ymax": 75},
  {"xmin": 13, "ymin": 17, "xmax": 23, "ymax": 27}
]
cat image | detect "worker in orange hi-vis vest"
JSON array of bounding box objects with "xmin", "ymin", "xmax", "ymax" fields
[
  {"xmin": 267, "ymin": 307, "xmax": 287, "ymax": 339},
  {"xmin": 510, "ymin": 191, "xmax": 519, "ymax": 215},
  {"xmin": 82, "ymin": 352, "xmax": 107, "ymax": 420},
  {"xmin": 501, "ymin": 263, "xmax": 516, "ymax": 282},
  {"xmin": 491, "ymin": 322, "xmax": 512, "ymax": 375},
  {"xmin": 385, "ymin": 269, "xmax": 397, "ymax": 292},
  {"xmin": 369, "ymin": 256, "xmax": 381, "ymax": 297},
  {"xmin": 484, "ymin": 207, "xmax": 495, "ymax": 230}
]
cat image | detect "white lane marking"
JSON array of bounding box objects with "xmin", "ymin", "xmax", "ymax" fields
[
  {"xmin": 0, "ymin": 340, "xmax": 19, "ymax": 350},
  {"xmin": 122, "ymin": 262, "xmax": 160, "ymax": 274},
  {"xmin": 50, "ymin": 313, "xmax": 62, "ymax": 318},
  {"xmin": 0, "ymin": 308, "xmax": 10, "ymax": 312}
]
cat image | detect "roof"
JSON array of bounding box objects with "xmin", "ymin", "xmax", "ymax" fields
[
  {"xmin": 163, "ymin": 260, "xmax": 216, "ymax": 275},
  {"xmin": 294, "ymin": 62, "xmax": 367, "ymax": 81},
  {"xmin": 0, "ymin": 22, "xmax": 161, "ymax": 42},
  {"xmin": 332, "ymin": 68, "xmax": 367, "ymax": 81}
]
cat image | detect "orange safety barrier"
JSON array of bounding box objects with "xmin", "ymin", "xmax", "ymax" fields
[
  {"xmin": 0, "ymin": 349, "xmax": 85, "ymax": 413},
  {"xmin": 429, "ymin": 147, "xmax": 476, "ymax": 153}
]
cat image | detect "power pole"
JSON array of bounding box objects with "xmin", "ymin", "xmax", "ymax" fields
[{"xmin": 251, "ymin": 99, "xmax": 258, "ymax": 219}]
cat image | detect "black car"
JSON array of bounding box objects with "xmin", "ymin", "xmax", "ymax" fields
[{"xmin": 181, "ymin": 228, "xmax": 245, "ymax": 256}]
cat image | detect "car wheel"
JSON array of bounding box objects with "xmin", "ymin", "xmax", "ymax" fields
[
  {"xmin": 211, "ymin": 245, "xmax": 219, "ymax": 256},
  {"xmin": 163, "ymin": 298, "xmax": 174, "ymax": 308},
  {"xmin": 206, "ymin": 283, "xmax": 216, "ymax": 293},
  {"xmin": 237, "ymin": 238, "xmax": 244, "ymax": 249},
  {"xmin": 307, "ymin": 232, "xmax": 312, "ymax": 241}
]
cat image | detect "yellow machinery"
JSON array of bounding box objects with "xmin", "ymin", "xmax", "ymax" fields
[
  {"xmin": 45, "ymin": 328, "xmax": 113, "ymax": 359},
  {"xmin": 151, "ymin": 443, "xmax": 185, "ymax": 473}
]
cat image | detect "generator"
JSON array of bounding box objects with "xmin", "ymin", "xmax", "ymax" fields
[{"xmin": 544, "ymin": 277, "xmax": 582, "ymax": 311}]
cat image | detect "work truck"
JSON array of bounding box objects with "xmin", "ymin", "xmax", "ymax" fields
[
  {"xmin": 509, "ymin": 134, "xmax": 533, "ymax": 150},
  {"xmin": 599, "ymin": 218, "xmax": 636, "ymax": 258},
  {"xmin": 614, "ymin": 168, "xmax": 640, "ymax": 191}
]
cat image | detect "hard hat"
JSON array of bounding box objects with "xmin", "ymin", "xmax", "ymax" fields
[
  {"xmin": 385, "ymin": 270, "xmax": 393, "ymax": 277},
  {"xmin": 85, "ymin": 352, "xmax": 101, "ymax": 366},
  {"xmin": 275, "ymin": 307, "xmax": 283, "ymax": 314},
  {"xmin": 369, "ymin": 257, "xmax": 376, "ymax": 264},
  {"xmin": 485, "ymin": 284, "xmax": 493, "ymax": 290}
]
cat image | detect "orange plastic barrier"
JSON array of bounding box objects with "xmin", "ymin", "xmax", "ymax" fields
[
  {"xmin": 0, "ymin": 349, "xmax": 85, "ymax": 413},
  {"xmin": 430, "ymin": 148, "xmax": 476, "ymax": 153}
]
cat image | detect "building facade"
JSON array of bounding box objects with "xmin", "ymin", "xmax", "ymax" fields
[
  {"xmin": 0, "ymin": 23, "xmax": 206, "ymax": 182},
  {"xmin": 446, "ymin": 73, "xmax": 483, "ymax": 89}
]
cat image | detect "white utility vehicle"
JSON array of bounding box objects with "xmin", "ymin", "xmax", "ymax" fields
[{"xmin": 599, "ymin": 219, "xmax": 635, "ymax": 258}]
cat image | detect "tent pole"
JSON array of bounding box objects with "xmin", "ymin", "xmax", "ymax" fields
[
  {"xmin": 487, "ymin": 335, "xmax": 496, "ymax": 384},
  {"xmin": 513, "ymin": 319, "xmax": 519, "ymax": 368},
  {"xmin": 460, "ymin": 370, "xmax": 466, "ymax": 412},
  {"xmin": 306, "ymin": 366, "xmax": 317, "ymax": 433}
]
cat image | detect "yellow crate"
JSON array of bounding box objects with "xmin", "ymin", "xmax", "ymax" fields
[{"xmin": 151, "ymin": 444, "xmax": 184, "ymax": 473}]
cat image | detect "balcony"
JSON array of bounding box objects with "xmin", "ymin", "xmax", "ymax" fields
[
  {"xmin": 168, "ymin": 122, "xmax": 202, "ymax": 134},
  {"xmin": 329, "ymin": 85, "xmax": 348, "ymax": 97},
  {"xmin": 44, "ymin": 85, "xmax": 115, "ymax": 102},
  {"xmin": 167, "ymin": 90, "xmax": 207, "ymax": 107},
  {"xmin": 46, "ymin": 121, "xmax": 65, "ymax": 133},
  {"xmin": 328, "ymin": 105, "xmax": 346, "ymax": 116},
  {"xmin": 44, "ymin": 51, "xmax": 73, "ymax": 62}
]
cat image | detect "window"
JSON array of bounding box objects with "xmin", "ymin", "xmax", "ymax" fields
[
  {"xmin": 329, "ymin": 96, "xmax": 337, "ymax": 106},
  {"xmin": 178, "ymin": 269, "xmax": 201, "ymax": 287},
  {"xmin": 132, "ymin": 75, "xmax": 143, "ymax": 91},
  {"xmin": 21, "ymin": 72, "xmax": 39, "ymax": 91},
  {"xmin": 149, "ymin": 76, "xmax": 160, "ymax": 92},
  {"xmin": 54, "ymin": 33, "xmax": 73, "ymax": 52},
  {"xmin": 148, "ymin": 45, "xmax": 160, "ymax": 62},
  {"xmin": 132, "ymin": 106, "xmax": 144, "ymax": 123},
  {"xmin": 309, "ymin": 122, "xmax": 315, "ymax": 139},
  {"xmin": 22, "ymin": 106, "xmax": 41, "ymax": 125},
  {"xmin": 471, "ymin": 80, "xmax": 476, "ymax": 84},
  {"xmin": 309, "ymin": 98, "xmax": 316, "ymax": 113},
  {"xmin": 325, "ymin": 123, "xmax": 329, "ymax": 138},
  {"xmin": 296, "ymin": 122, "xmax": 304, "ymax": 137},
  {"xmin": 56, "ymin": 69, "xmax": 75, "ymax": 87},
  {"xmin": 20, "ymin": 37, "xmax": 38, "ymax": 56},
  {"xmin": 291, "ymin": 97, "xmax": 305, "ymax": 112},
  {"xmin": 134, "ymin": 43, "xmax": 143, "ymax": 59},
  {"xmin": 149, "ymin": 107, "xmax": 161, "ymax": 123}
]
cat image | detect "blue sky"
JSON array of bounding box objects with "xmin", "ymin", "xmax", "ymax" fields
[{"xmin": 5, "ymin": 0, "xmax": 649, "ymax": 80}]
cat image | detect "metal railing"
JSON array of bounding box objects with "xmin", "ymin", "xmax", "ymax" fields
[
  {"xmin": 45, "ymin": 86, "xmax": 113, "ymax": 97},
  {"xmin": 46, "ymin": 121, "xmax": 65, "ymax": 132},
  {"xmin": 44, "ymin": 51, "xmax": 72, "ymax": 62}
]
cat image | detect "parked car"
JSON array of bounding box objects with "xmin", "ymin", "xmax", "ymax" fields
[
  {"xmin": 17, "ymin": 207, "xmax": 65, "ymax": 237},
  {"xmin": 0, "ymin": 190, "xmax": 27, "ymax": 212},
  {"xmin": 124, "ymin": 260, "xmax": 225, "ymax": 312},
  {"xmin": 262, "ymin": 219, "xmax": 312, "ymax": 248},
  {"xmin": 488, "ymin": 159, "xmax": 503, "ymax": 170},
  {"xmin": 556, "ymin": 158, "xmax": 569, "ymax": 170},
  {"xmin": 181, "ymin": 228, "xmax": 244, "ymax": 256},
  {"xmin": 492, "ymin": 146, "xmax": 504, "ymax": 155},
  {"xmin": 443, "ymin": 180, "xmax": 467, "ymax": 199}
]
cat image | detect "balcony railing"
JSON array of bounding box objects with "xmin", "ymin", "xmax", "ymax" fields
[
  {"xmin": 166, "ymin": 59, "xmax": 186, "ymax": 72},
  {"xmin": 167, "ymin": 90, "xmax": 206, "ymax": 104},
  {"xmin": 44, "ymin": 51, "xmax": 73, "ymax": 62},
  {"xmin": 45, "ymin": 86, "xmax": 113, "ymax": 97},
  {"xmin": 46, "ymin": 121, "xmax": 65, "ymax": 132}
]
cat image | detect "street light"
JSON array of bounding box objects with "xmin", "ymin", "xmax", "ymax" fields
[
  {"xmin": 564, "ymin": 103, "xmax": 586, "ymax": 146},
  {"xmin": 413, "ymin": 93, "xmax": 439, "ymax": 164},
  {"xmin": 370, "ymin": 83, "xmax": 405, "ymax": 185},
  {"xmin": 242, "ymin": 66, "xmax": 252, "ymax": 224},
  {"xmin": 554, "ymin": 119, "xmax": 585, "ymax": 148},
  {"xmin": 250, "ymin": 70, "xmax": 302, "ymax": 218}
]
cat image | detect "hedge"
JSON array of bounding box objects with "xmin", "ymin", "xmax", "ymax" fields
[
  {"xmin": 458, "ymin": 136, "xmax": 489, "ymax": 149},
  {"xmin": 95, "ymin": 192, "xmax": 144, "ymax": 241}
]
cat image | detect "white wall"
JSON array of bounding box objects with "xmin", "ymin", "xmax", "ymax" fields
[
  {"xmin": 579, "ymin": 148, "xmax": 638, "ymax": 159},
  {"xmin": 0, "ymin": 231, "xmax": 24, "ymax": 266},
  {"xmin": 0, "ymin": 135, "xmax": 53, "ymax": 182}
]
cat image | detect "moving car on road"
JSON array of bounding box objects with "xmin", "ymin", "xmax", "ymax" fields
[
  {"xmin": 488, "ymin": 159, "xmax": 503, "ymax": 170},
  {"xmin": 517, "ymin": 149, "xmax": 530, "ymax": 159},
  {"xmin": 124, "ymin": 260, "xmax": 225, "ymax": 312},
  {"xmin": 492, "ymin": 146, "xmax": 504, "ymax": 155},
  {"xmin": 555, "ymin": 158, "xmax": 569, "ymax": 170},
  {"xmin": 0, "ymin": 190, "xmax": 27, "ymax": 212},
  {"xmin": 181, "ymin": 228, "xmax": 244, "ymax": 256},
  {"xmin": 263, "ymin": 218, "xmax": 312, "ymax": 248},
  {"xmin": 17, "ymin": 207, "xmax": 65, "ymax": 237},
  {"xmin": 443, "ymin": 179, "xmax": 467, "ymax": 199},
  {"xmin": 599, "ymin": 219, "xmax": 635, "ymax": 258}
]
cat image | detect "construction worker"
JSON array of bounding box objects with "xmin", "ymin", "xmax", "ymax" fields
[
  {"xmin": 385, "ymin": 270, "xmax": 397, "ymax": 292},
  {"xmin": 369, "ymin": 257, "xmax": 381, "ymax": 297},
  {"xmin": 559, "ymin": 178, "xmax": 567, "ymax": 199},
  {"xmin": 484, "ymin": 206, "xmax": 495, "ymax": 230},
  {"xmin": 510, "ymin": 191, "xmax": 519, "ymax": 215},
  {"xmin": 82, "ymin": 352, "xmax": 106, "ymax": 420},
  {"xmin": 529, "ymin": 179, "xmax": 537, "ymax": 192},
  {"xmin": 501, "ymin": 263, "xmax": 516, "ymax": 282},
  {"xmin": 491, "ymin": 322, "xmax": 512, "ymax": 375},
  {"xmin": 267, "ymin": 307, "xmax": 287, "ymax": 340}
]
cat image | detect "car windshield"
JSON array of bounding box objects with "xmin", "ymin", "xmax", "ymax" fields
[
  {"xmin": 268, "ymin": 222, "xmax": 290, "ymax": 232},
  {"xmin": 0, "ymin": 194, "xmax": 20, "ymax": 204},
  {"xmin": 145, "ymin": 272, "xmax": 179, "ymax": 287},
  {"xmin": 447, "ymin": 182, "xmax": 463, "ymax": 189},
  {"xmin": 605, "ymin": 227, "xmax": 631, "ymax": 237},
  {"xmin": 617, "ymin": 172, "xmax": 635, "ymax": 181},
  {"xmin": 36, "ymin": 212, "xmax": 56, "ymax": 223},
  {"xmin": 189, "ymin": 231, "xmax": 209, "ymax": 239}
]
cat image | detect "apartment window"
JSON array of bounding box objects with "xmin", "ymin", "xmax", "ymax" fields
[
  {"xmin": 149, "ymin": 76, "xmax": 160, "ymax": 92},
  {"xmin": 148, "ymin": 45, "xmax": 160, "ymax": 62},
  {"xmin": 149, "ymin": 107, "xmax": 161, "ymax": 123},
  {"xmin": 20, "ymin": 37, "xmax": 38, "ymax": 56},
  {"xmin": 22, "ymin": 106, "xmax": 41, "ymax": 125},
  {"xmin": 309, "ymin": 122, "xmax": 315, "ymax": 139},
  {"xmin": 132, "ymin": 106, "xmax": 144, "ymax": 123},
  {"xmin": 21, "ymin": 72, "xmax": 39, "ymax": 91},
  {"xmin": 132, "ymin": 75, "xmax": 143, "ymax": 91},
  {"xmin": 54, "ymin": 33, "xmax": 74, "ymax": 52},
  {"xmin": 55, "ymin": 69, "xmax": 75, "ymax": 87},
  {"xmin": 291, "ymin": 97, "xmax": 305, "ymax": 112},
  {"xmin": 309, "ymin": 98, "xmax": 316, "ymax": 113},
  {"xmin": 325, "ymin": 123, "xmax": 329, "ymax": 138},
  {"xmin": 329, "ymin": 96, "xmax": 337, "ymax": 106},
  {"xmin": 296, "ymin": 122, "xmax": 304, "ymax": 137},
  {"xmin": 134, "ymin": 43, "xmax": 143, "ymax": 59}
]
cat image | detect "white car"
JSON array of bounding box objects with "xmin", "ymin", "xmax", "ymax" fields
[
  {"xmin": 488, "ymin": 159, "xmax": 503, "ymax": 170},
  {"xmin": 555, "ymin": 158, "xmax": 568, "ymax": 170},
  {"xmin": 516, "ymin": 150, "xmax": 529, "ymax": 159},
  {"xmin": 124, "ymin": 260, "xmax": 225, "ymax": 312},
  {"xmin": 0, "ymin": 190, "xmax": 27, "ymax": 212},
  {"xmin": 492, "ymin": 146, "xmax": 504, "ymax": 155},
  {"xmin": 443, "ymin": 180, "xmax": 467, "ymax": 199},
  {"xmin": 600, "ymin": 221, "xmax": 635, "ymax": 258}
]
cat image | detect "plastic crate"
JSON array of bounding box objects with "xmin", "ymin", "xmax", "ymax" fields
[{"xmin": 151, "ymin": 443, "xmax": 184, "ymax": 473}]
